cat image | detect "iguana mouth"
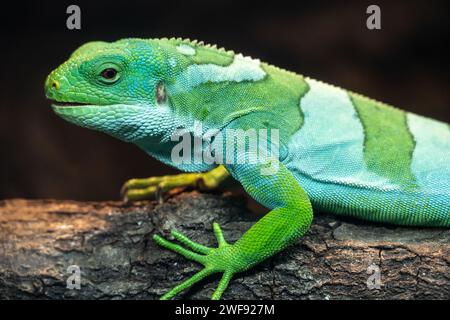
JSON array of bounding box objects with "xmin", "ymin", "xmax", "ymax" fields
[{"xmin": 50, "ymin": 100, "xmax": 92, "ymax": 108}]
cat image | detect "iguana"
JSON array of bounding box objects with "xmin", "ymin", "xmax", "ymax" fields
[{"xmin": 45, "ymin": 38, "xmax": 450, "ymax": 300}]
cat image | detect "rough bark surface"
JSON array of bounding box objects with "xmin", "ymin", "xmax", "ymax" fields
[{"xmin": 0, "ymin": 192, "xmax": 449, "ymax": 299}]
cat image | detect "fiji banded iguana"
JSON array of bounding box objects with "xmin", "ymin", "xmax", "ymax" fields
[{"xmin": 45, "ymin": 38, "xmax": 450, "ymax": 300}]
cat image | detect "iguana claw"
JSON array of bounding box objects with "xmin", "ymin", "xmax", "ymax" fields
[
  {"xmin": 121, "ymin": 166, "xmax": 230, "ymax": 202},
  {"xmin": 154, "ymin": 222, "xmax": 237, "ymax": 300}
]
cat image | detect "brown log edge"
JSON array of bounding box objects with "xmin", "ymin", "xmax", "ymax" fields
[{"xmin": 0, "ymin": 191, "xmax": 449, "ymax": 299}]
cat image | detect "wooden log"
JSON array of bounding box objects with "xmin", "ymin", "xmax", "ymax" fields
[{"xmin": 0, "ymin": 192, "xmax": 448, "ymax": 299}]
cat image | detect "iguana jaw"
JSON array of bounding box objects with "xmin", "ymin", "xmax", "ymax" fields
[
  {"xmin": 50, "ymin": 103, "xmax": 156, "ymax": 143},
  {"xmin": 45, "ymin": 83, "xmax": 120, "ymax": 109}
]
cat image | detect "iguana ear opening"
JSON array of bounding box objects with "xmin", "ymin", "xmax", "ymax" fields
[{"xmin": 156, "ymin": 81, "xmax": 167, "ymax": 105}]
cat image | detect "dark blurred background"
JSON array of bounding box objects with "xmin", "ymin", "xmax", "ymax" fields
[{"xmin": 0, "ymin": 0, "xmax": 448, "ymax": 201}]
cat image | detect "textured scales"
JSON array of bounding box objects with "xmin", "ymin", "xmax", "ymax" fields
[{"xmin": 45, "ymin": 38, "xmax": 450, "ymax": 299}]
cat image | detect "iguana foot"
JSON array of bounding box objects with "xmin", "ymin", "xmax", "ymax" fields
[
  {"xmin": 154, "ymin": 222, "xmax": 240, "ymax": 300},
  {"xmin": 121, "ymin": 165, "xmax": 229, "ymax": 202}
]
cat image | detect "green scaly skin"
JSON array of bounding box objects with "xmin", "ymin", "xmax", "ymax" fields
[{"xmin": 45, "ymin": 38, "xmax": 449, "ymax": 300}]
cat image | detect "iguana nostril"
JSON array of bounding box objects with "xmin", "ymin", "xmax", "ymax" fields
[{"xmin": 51, "ymin": 80, "xmax": 60, "ymax": 90}]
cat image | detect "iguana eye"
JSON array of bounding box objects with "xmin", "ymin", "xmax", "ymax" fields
[{"xmin": 100, "ymin": 68, "xmax": 118, "ymax": 82}]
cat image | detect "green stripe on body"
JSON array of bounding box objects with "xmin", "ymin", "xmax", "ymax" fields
[
  {"xmin": 170, "ymin": 63, "xmax": 309, "ymax": 141},
  {"xmin": 350, "ymin": 93, "xmax": 417, "ymax": 189}
]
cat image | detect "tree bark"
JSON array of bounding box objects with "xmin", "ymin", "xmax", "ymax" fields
[{"xmin": 0, "ymin": 192, "xmax": 449, "ymax": 299}]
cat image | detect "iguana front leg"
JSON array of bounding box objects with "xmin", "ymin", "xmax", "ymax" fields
[
  {"xmin": 154, "ymin": 156, "xmax": 313, "ymax": 299},
  {"xmin": 122, "ymin": 165, "xmax": 230, "ymax": 201}
]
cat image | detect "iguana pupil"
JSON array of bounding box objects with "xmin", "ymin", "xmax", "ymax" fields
[{"xmin": 101, "ymin": 68, "xmax": 117, "ymax": 79}]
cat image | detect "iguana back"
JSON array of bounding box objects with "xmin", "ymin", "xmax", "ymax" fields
[{"xmin": 282, "ymin": 77, "xmax": 449, "ymax": 226}]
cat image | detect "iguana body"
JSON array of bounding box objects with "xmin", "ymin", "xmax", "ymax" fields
[{"xmin": 45, "ymin": 38, "xmax": 450, "ymax": 299}]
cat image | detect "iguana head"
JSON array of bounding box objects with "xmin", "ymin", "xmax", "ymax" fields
[
  {"xmin": 45, "ymin": 38, "xmax": 272, "ymax": 144},
  {"xmin": 45, "ymin": 38, "xmax": 190, "ymax": 142}
]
